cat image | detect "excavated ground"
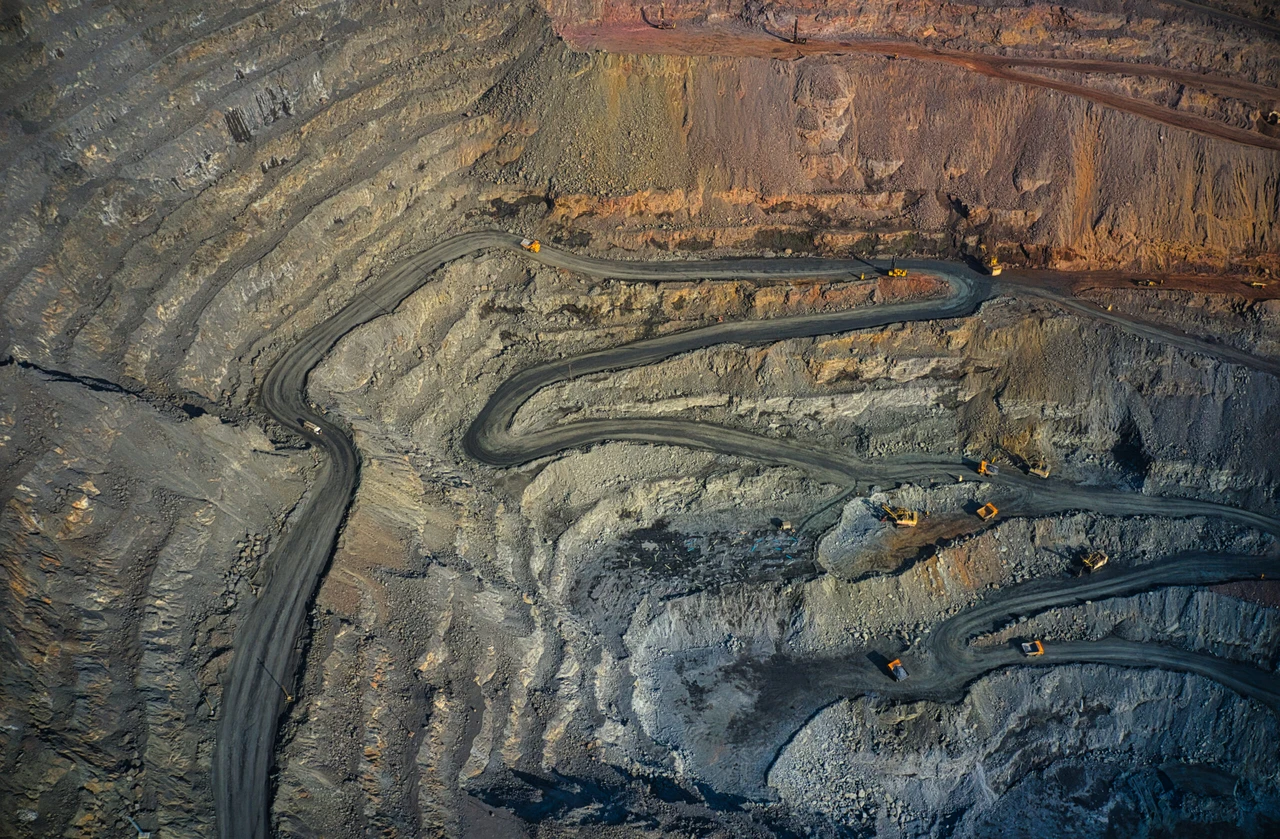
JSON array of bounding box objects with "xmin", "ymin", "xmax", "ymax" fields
[
  {"xmin": 277, "ymin": 253, "xmax": 1280, "ymax": 837},
  {"xmin": 1, "ymin": 1, "xmax": 1279, "ymax": 837}
]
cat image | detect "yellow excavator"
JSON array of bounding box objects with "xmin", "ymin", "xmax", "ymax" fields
[
  {"xmin": 881, "ymin": 504, "xmax": 920, "ymax": 527},
  {"xmin": 985, "ymin": 256, "xmax": 1002, "ymax": 276}
]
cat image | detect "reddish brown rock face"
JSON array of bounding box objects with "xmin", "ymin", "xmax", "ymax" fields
[{"xmin": 516, "ymin": 1, "xmax": 1280, "ymax": 273}]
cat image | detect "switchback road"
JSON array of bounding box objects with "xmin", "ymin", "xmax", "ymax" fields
[{"xmin": 218, "ymin": 232, "xmax": 1280, "ymax": 837}]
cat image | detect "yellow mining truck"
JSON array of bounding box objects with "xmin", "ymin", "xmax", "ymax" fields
[{"xmin": 520, "ymin": 238, "xmax": 541, "ymax": 253}]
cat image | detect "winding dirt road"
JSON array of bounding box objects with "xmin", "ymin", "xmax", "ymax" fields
[
  {"xmin": 214, "ymin": 232, "xmax": 514, "ymax": 839},
  {"xmin": 743, "ymin": 551, "xmax": 1280, "ymax": 793},
  {"xmin": 930, "ymin": 552, "xmax": 1280, "ymax": 711},
  {"xmin": 217, "ymin": 233, "xmax": 1279, "ymax": 837}
]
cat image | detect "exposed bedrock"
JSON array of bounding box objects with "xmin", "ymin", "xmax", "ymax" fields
[
  {"xmin": 1, "ymin": 0, "xmax": 1278, "ymax": 836},
  {"xmin": 498, "ymin": 49, "xmax": 1280, "ymax": 271}
]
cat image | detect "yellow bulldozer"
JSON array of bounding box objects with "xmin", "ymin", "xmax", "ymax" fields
[
  {"xmin": 1081, "ymin": 550, "xmax": 1109, "ymax": 573},
  {"xmin": 881, "ymin": 504, "xmax": 920, "ymax": 527}
]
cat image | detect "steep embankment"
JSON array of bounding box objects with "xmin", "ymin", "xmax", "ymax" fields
[
  {"xmin": 0, "ymin": 1, "xmax": 551, "ymax": 834},
  {"xmin": 483, "ymin": 0, "xmax": 1280, "ymax": 271}
]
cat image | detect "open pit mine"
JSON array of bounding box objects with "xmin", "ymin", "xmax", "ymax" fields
[{"xmin": 3, "ymin": 1, "xmax": 1280, "ymax": 837}]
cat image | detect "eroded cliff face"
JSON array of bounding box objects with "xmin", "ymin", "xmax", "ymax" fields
[
  {"xmin": 1, "ymin": 0, "xmax": 1278, "ymax": 837},
  {"xmin": 1, "ymin": 0, "xmax": 549, "ymax": 408},
  {"xmin": 495, "ymin": 48, "xmax": 1280, "ymax": 271},
  {"xmin": 492, "ymin": 0, "xmax": 1280, "ymax": 271},
  {"xmin": 772, "ymin": 666, "xmax": 1280, "ymax": 837}
]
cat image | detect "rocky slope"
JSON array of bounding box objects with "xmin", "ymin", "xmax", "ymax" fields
[
  {"xmin": 1, "ymin": 0, "xmax": 551, "ymax": 834},
  {"xmin": 0, "ymin": 362, "xmax": 310, "ymax": 835},
  {"xmin": 1, "ymin": 0, "xmax": 1278, "ymax": 837},
  {"xmin": 270, "ymin": 251, "xmax": 1278, "ymax": 836},
  {"xmin": 772, "ymin": 666, "xmax": 1280, "ymax": 837},
  {"xmin": 514, "ymin": 0, "xmax": 1280, "ymax": 272}
]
